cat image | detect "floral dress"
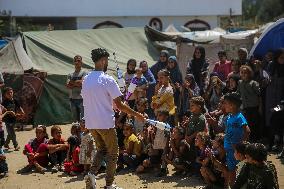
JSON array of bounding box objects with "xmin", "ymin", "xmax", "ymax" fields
[{"xmin": 79, "ymin": 132, "xmax": 95, "ymax": 165}]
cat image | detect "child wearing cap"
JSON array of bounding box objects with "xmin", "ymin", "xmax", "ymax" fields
[
  {"xmin": 223, "ymin": 92, "xmax": 250, "ymax": 188},
  {"xmin": 117, "ymin": 119, "xmax": 142, "ymax": 171}
]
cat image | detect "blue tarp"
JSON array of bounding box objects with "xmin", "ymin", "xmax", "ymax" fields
[
  {"xmin": 0, "ymin": 40, "xmax": 8, "ymax": 49},
  {"xmin": 250, "ymin": 18, "xmax": 284, "ymax": 59}
]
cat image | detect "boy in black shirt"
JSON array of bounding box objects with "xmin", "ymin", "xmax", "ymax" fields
[{"xmin": 2, "ymin": 87, "xmax": 24, "ymax": 150}]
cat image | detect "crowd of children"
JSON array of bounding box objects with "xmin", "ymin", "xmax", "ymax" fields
[{"xmin": 0, "ymin": 47, "xmax": 283, "ymax": 189}]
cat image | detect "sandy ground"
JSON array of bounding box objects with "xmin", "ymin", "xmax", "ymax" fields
[{"xmin": 0, "ymin": 124, "xmax": 283, "ymax": 189}]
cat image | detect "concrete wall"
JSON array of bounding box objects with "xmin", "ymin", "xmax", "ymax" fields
[
  {"xmin": 76, "ymin": 16, "xmax": 218, "ymax": 30},
  {"xmin": 0, "ymin": 0, "xmax": 242, "ymax": 17}
]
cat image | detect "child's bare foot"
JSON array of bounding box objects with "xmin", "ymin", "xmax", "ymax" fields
[{"xmin": 34, "ymin": 163, "xmax": 46, "ymax": 174}]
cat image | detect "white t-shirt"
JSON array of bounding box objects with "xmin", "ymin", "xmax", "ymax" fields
[{"xmin": 81, "ymin": 71, "xmax": 122, "ymax": 129}]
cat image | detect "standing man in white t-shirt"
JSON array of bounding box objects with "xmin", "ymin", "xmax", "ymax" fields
[{"xmin": 82, "ymin": 48, "xmax": 146, "ymax": 189}]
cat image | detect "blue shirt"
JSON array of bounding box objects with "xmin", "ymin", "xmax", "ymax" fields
[{"xmin": 224, "ymin": 112, "xmax": 248, "ymax": 150}]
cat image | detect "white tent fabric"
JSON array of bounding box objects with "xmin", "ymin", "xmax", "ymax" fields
[
  {"xmin": 180, "ymin": 30, "xmax": 225, "ymax": 43},
  {"xmin": 221, "ymin": 29, "xmax": 258, "ymax": 40},
  {"xmin": 0, "ymin": 37, "xmax": 39, "ymax": 74}
]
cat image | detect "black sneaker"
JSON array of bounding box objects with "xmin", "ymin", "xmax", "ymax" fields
[{"xmin": 17, "ymin": 165, "xmax": 33, "ymax": 174}]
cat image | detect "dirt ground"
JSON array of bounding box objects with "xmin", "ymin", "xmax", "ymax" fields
[{"xmin": 1, "ymin": 124, "xmax": 283, "ymax": 189}]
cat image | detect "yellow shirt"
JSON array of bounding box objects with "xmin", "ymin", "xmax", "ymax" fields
[
  {"xmin": 124, "ymin": 133, "xmax": 142, "ymax": 156},
  {"xmin": 152, "ymin": 85, "xmax": 175, "ymax": 115}
]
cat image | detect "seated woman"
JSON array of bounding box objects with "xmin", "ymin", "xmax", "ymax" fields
[{"xmin": 21, "ymin": 125, "xmax": 49, "ymax": 173}]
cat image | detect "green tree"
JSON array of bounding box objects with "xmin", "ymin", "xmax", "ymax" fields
[
  {"xmin": 243, "ymin": 0, "xmax": 284, "ymax": 24},
  {"xmin": 257, "ymin": 0, "xmax": 284, "ymax": 22}
]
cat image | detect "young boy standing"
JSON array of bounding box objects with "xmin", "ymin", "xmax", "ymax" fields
[
  {"xmin": 2, "ymin": 87, "xmax": 24, "ymax": 150},
  {"xmin": 223, "ymin": 92, "xmax": 250, "ymax": 187}
]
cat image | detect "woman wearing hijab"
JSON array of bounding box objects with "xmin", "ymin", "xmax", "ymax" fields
[
  {"xmin": 167, "ymin": 56, "xmax": 183, "ymax": 109},
  {"xmin": 150, "ymin": 50, "xmax": 169, "ymax": 80},
  {"xmin": 186, "ymin": 46, "xmax": 209, "ymax": 90}
]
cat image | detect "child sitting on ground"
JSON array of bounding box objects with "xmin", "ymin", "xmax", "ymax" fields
[
  {"xmin": 79, "ymin": 118, "xmax": 95, "ymax": 175},
  {"xmin": 64, "ymin": 136, "xmax": 84, "ymax": 175},
  {"xmin": 164, "ymin": 127, "xmax": 191, "ymax": 176},
  {"xmin": 47, "ymin": 125, "xmax": 68, "ymax": 172},
  {"xmin": 233, "ymin": 143, "xmax": 279, "ymax": 189},
  {"xmin": 117, "ymin": 119, "xmax": 142, "ymax": 171},
  {"xmin": 202, "ymin": 133, "xmax": 226, "ymax": 188},
  {"xmin": 136, "ymin": 122, "xmax": 163, "ymax": 173},
  {"xmin": 21, "ymin": 125, "xmax": 49, "ymax": 174},
  {"xmin": 195, "ymin": 132, "xmax": 211, "ymax": 174}
]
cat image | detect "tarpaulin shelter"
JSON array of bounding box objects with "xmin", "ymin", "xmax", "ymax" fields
[
  {"xmin": 20, "ymin": 27, "xmax": 160, "ymax": 125},
  {"xmin": 0, "ymin": 37, "xmax": 46, "ymax": 123},
  {"xmin": 249, "ymin": 18, "xmax": 284, "ymax": 59}
]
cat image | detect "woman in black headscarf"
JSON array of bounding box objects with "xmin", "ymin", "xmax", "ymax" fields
[
  {"xmin": 167, "ymin": 56, "xmax": 183, "ymax": 109},
  {"xmin": 150, "ymin": 50, "xmax": 169, "ymax": 80},
  {"xmin": 186, "ymin": 46, "xmax": 209, "ymax": 90}
]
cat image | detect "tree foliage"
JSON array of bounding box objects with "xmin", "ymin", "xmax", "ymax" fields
[{"xmin": 243, "ymin": 0, "xmax": 284, "ymax": 24}]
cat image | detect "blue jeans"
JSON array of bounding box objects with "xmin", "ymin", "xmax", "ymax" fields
[
  {"xmin": 4, "ymin": 122, "xmax": 18, "ymax": 148},
  {"xmin": 70, "ymin": 99, "xmax": 84, "ymax": 122}
]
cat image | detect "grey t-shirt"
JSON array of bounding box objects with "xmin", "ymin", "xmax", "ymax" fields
[
  {"xmin": 67, "ymin": 70, "xmax": 88, "ymax": 99},
  {"xmin": 0, "ymin": 72, "xmax": 4, "ymax": 103},
  {"xmin": 237, "ymin": 80, "xmax": 260, "ymax": 108}
]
